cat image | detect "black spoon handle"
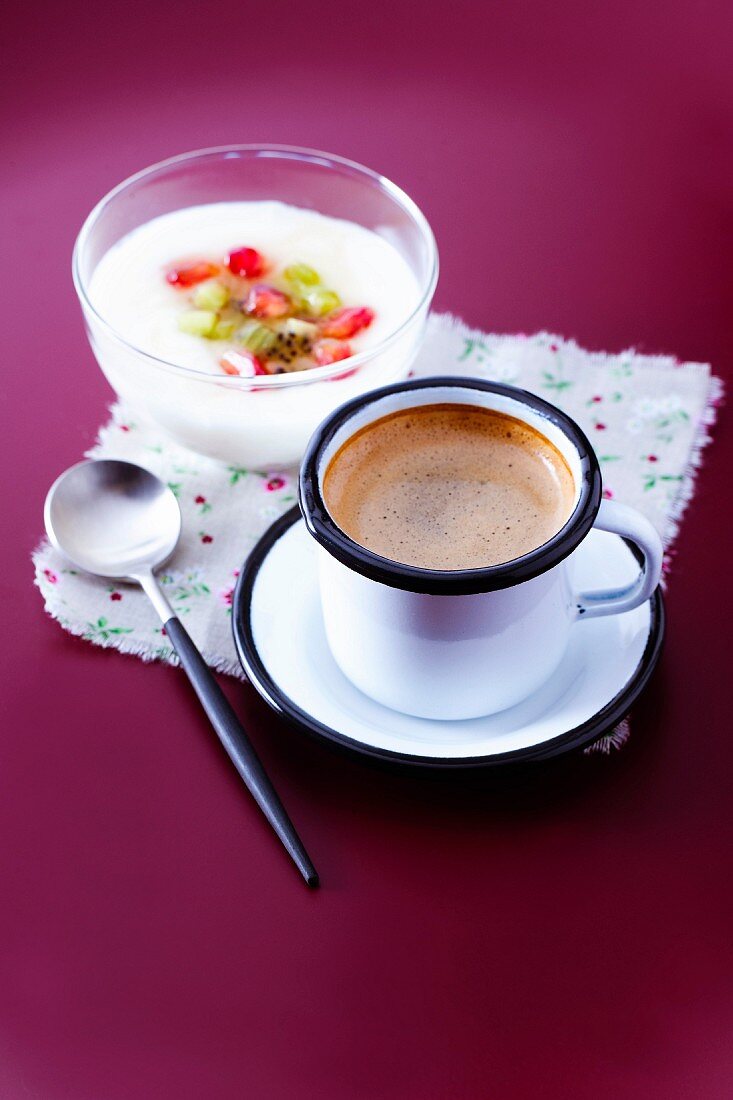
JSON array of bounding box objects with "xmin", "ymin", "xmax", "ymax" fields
[{"xmin": 164, "ymin": 615, "xmax": 318, "ymax": 888}]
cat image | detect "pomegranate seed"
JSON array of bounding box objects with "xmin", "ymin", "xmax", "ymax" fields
[
  {"xmin": 313, "ymin": 338, "xmax": 353, "ymax": 366},
  {"xmin": 166, "ymin": 262, "xmax": 220, "ymax": 288},
  {"xmin": 245, "ymin": 284, "xmax": 291, "ymax": 318},
  {"xmin": 228, "ymin": 247, "xmax": 266, "ymax": 278},
  {"xmin": 220, "ymin": 350, "xmax": 268, "ymax": 377},
  {"xmin": 321, "ymin": 307, "xmax": 374, "ymax": 339}
]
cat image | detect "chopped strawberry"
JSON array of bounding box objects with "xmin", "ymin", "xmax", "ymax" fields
[
  {"xmin": 320, "ymin": 306, "xmax": 374, "ymax": 340},
  {"xmin": 313, "ymin": 338, "xmax": 353, "ymax": 366},
  {"xmin": 166, "ymin": 262, "xmax": 220, "ymax": 288},
  {"xmin": 220, "ymin": 350, "xmax": 268, "ymax": 377},
  {"xmin": 245, "ymin": 284, "xmax": 291, "ymax": 319},
  {"xmin": 228, "ymin": 247, "xmax": 266, "ymax": 278}
]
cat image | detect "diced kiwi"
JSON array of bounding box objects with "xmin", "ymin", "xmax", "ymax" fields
[
  {"xmin": 178, "ymin": 310, "xmax": 218, "ymax": 337},
  {"xmin": 284, "ymin": 263, "xmax": 321, "ymax": 287},
  {"xmin": 211, "ymin": 318, "xmax": 236, "ymax": 340},
  {"xmin": 300, "ymin": 287, "xmax": 342, "ymax": 317},
  {"xmin": 278, "ymin": 317, "xmax": 319, "ymax": 340},
  {"xmin": 236, "ymin": 319, "xmax": 278, "ymax": 355},
  {"xmin": 192, "ymin": 280, "xmax": 230, "ymax": 311}
]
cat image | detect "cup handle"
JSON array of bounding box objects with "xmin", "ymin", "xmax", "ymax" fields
[{"xmin": 575, "ymin": 499, "xmax": 663, "ymax": 620}]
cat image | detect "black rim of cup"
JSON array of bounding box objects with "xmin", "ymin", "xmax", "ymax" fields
[{"xmin": 299, "ymin": 377, "xmax": 603, "ymax": 596}]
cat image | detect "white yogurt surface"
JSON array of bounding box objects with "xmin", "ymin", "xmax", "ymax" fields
[{"xmin": 89, "ymin": 201, "xmax": 420, "ymax": 372}]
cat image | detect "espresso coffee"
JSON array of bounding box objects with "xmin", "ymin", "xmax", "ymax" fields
[{"xmin": 322, "ymin": 403, "xmax": 576, "ymax": 570}]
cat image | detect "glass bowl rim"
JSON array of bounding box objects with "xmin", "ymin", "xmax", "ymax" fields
[{"xmin": 71, "ymin": 143, "xmax": 439, "ymax": 389}]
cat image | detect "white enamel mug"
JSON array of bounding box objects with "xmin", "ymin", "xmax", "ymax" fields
[{"xmin": 299, "ymin": 378, "xmax": 663, "ymax": 720}]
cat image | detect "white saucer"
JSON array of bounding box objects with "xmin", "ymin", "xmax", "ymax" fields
[{"xmin": 232, "ymin": 509, "xmax": 664, "ymax": 767}]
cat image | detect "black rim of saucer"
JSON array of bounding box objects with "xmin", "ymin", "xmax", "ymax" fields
[
  {"xmin": 231, "ymin": 507, "xmax": 665, "ymax": 769},
  {"xmin": 299, "ymin": 377, "xmax": 603, "ymax": 596}
]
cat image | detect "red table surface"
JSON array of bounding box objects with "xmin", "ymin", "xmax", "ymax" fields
[{"xmin": 2, "ymin": 2, "xmax": 732, "ymax": 1096}]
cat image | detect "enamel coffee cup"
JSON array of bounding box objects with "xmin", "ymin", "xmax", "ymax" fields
[{"xmin": 299, "ymin": 377, "xmax": 663, "ymax": 720}]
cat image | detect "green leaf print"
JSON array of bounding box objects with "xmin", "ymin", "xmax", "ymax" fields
[
  {"xmin": 643, "ymin": 474, "xmax": 683, "ymax": 491},
  {"xmin": 541, "ymin": 369, "xmax": 572, "ymax": 393},
  {"xmin": 83, "ymin": 616, "xmax": 134, "ymax": 641},
  {"xmin": 458, "ymin": 337, "xmax": 493, "ymax": 365},
  {"xmin": 160, "ymin": 570, "xmax": 212, "ymax": 612},
  {"xmin": 227, "ymin": 466, "xmax": 250, "ymax": 485}
]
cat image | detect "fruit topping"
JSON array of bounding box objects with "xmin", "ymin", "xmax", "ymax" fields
[
  {"xmin": 192, "ymin": 280, "xmax": 229, "ymax": 311},
  {"xmin": 299, "ymin": 286, "xmax": 341, "ymax": 317},
  {"xmin": 279, "ymin": 317, "xmax": 319, "ymax": 340},
  {"xmin": 211, "ymin": 319, "xmax": 236, "ymax": 340},
  {"xmin": 245, "ymin": 284, "xmax": 291, "ymax": 318},
  {"xmin": 178, "ymin": 310, "xmax": 218, "ymax": 337},
  {"xmin": 284, "ymin": 263, "xmax": 321, "ymax": 287},
  {"xmin": 321, "ymin": 306, "xmax": 374, "ymax": 339},
  {"xmin": 220, "ymin": 349, "xmax": 268, "ymax": 377},
  {"xmin": 227, "ymin": 247, "xmax": 266, "ymax": 278},
  {"xmin": 237, "ymin": 319, "xmax": 279, "ymax": 356},
  {"xmin": 167, "ymin": 262, "xmax": 220, "ymax": 288},
  {"xmin": 313, "ymin": 338, "xmax": 353, "ymax": 366},
  {"xmin": 267, "ymin": 320, "xmax": 317, "ymax": 365},
  {"xmin": 165, "ymin": 245, "xmax": 374, "ymax": 373}
]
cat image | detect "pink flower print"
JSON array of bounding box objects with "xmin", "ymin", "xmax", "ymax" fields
[
  {"xmin": 266, "ymin": 476, "xmax": 286, "ymax": 492},
  {"xmin": 195, "ymin": 494, "xmax": 206, "ymax": 504},
  {"xmin": 595, "ymin": 423, "xmax": 606, "ymax": 431},
  {"xmin": 220, "ymin": 587, "xmax": 234, "ymax": 608},
  {"xmin": 647, "ymin": 454, "xmax": 658, "ymax": 463},
  {"xmin": 602, "ymin": 488, "xmax": 614, "ymax": 499},
  {"xmin": 109, "ymin": 591, "xmax": 122, "ymax": 601},
  {"xmin": 200, "ymin": 533, "xmax": 213, "ymax": 544},
  {"xmin": 120, "ymin": 424, "xmax": 130, "ymax": 433},
  {"xmin": 592, "ymin": 395, "xmax": 602, "ymax": 403},
  {"xmin": 549, "ymin": 343, "xmax": 559, "ymax": 353},
  {"xmin": 43, "ymin": 569, "xmax": 58, "ymax": 584}
]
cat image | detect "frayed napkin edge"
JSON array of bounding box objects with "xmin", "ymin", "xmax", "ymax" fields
[{"xmin": 33, "ymin": 318, "xmax": 725, "ymax": 757}]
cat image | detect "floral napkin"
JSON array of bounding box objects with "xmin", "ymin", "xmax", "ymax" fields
[{"xmin": 34, "ymin": 314, "xmax": 721, "ymax": 752}]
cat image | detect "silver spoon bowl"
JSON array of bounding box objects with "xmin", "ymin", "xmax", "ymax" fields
[{"xmin": 45, "ymin": 458, "xmax": 318, "ymax": 887}]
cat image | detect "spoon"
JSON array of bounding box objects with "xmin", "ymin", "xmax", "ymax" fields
[{"xmin": 44, "ymin": 458, "xmax": 318, "ymax": 888}]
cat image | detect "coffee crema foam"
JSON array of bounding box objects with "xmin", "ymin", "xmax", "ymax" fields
[{"xmin": 322, "ymin": 403, "xmax": 576, "ymax": 570}]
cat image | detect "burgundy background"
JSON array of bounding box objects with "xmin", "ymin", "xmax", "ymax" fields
[{"xmin": 2, "ymin": 1, "xmax": 732, "ymax": 1096}]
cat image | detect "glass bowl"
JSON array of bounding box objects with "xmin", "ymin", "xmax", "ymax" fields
[{"xmin": 73, "ymin": 145, "xmax": 438, "ymax": 468}]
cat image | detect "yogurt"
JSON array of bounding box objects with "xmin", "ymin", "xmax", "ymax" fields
[
  {"xmin": 89, "ymin": 202, "xmax": 419, "ymax": 374},
  {"xmin": 82, "ymin": 201, "xmax": 427, "ymax": 467}
]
